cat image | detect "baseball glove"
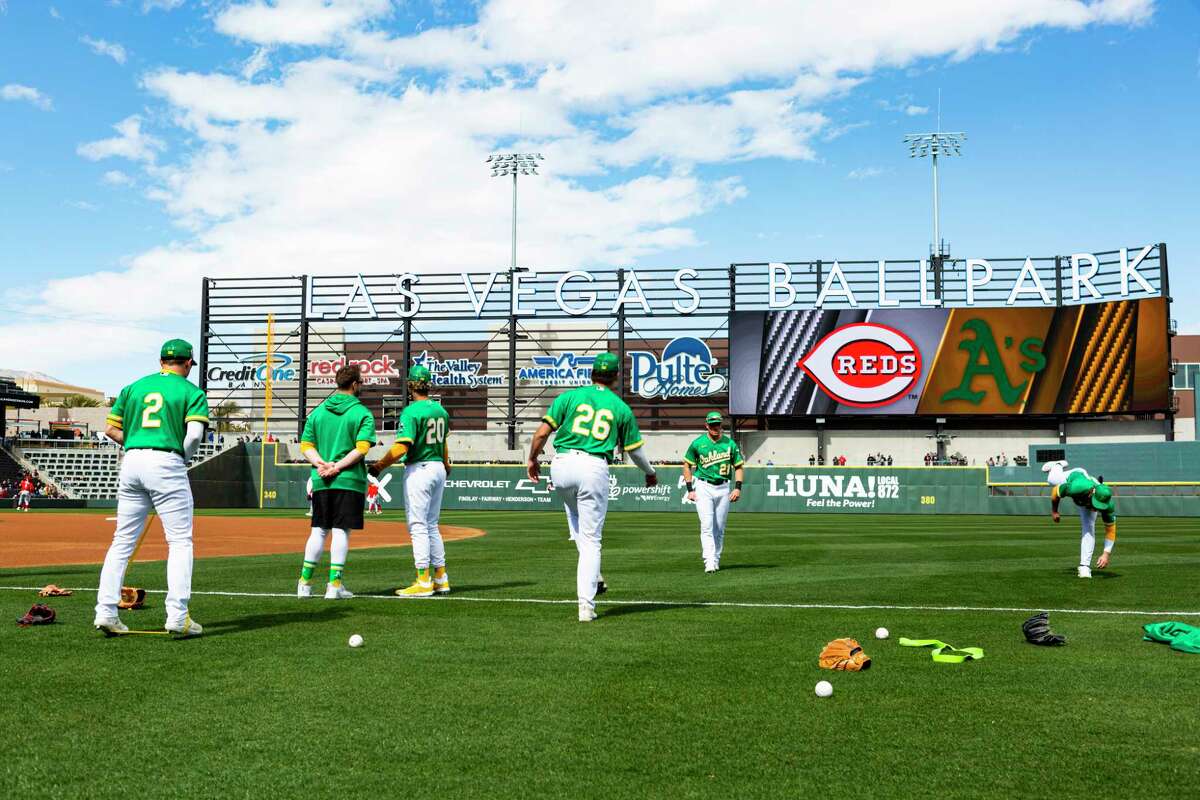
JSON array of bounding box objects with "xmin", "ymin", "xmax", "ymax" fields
[
  {"xmin": 819, "ymin": 637, "xmax": 872, "ymax": 671},
  {"xmin": 1022, "ymin": 612, "xmax": 1066, "ymax": 646},
  {"xmin": 118, "ymin": 587, "xmax": 147, "ymax": 610},
  {"xmin": 38, "ymin": 584, "xmax": 73, "ymax": 597},
  {"xmin": 16, "ymin": 604, "xmax": 56, "ymax": 627}
]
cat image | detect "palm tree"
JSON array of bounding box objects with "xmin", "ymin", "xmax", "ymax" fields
[
  {"xmin": 60, "ymin": 394, "xmax": 101, "ymax": 408},
  {"xmin": 211, "ymin": 401, "xmax": 244, "ymax": 432}
]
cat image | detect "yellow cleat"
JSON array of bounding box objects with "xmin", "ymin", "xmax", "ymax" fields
[
  {"xmin": 432, "ymin": 568, "xmax": 450, "ymax": 595},
  {"xmin": 395, "ymin": 579, "xmax": 434, "ymax": 598}
]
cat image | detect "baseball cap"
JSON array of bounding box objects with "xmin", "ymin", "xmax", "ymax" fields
[
  {"xmin": 592, "ymin": 352, "xmax": 619, "ymax": 374},
  {"xmin": 408, "ymin": 364, "xmax": 432, "ymax": 383},
  {"xmin": 1090, "ymin": 482, "xmax": 1114, "ymax": 512},
  {"xmin": 705, "ymin": 411, "xmax": 723, "ymax": 425},
  {"xmin": 160, "ymin": 338, "xmax": 194, "ymax": 360}
]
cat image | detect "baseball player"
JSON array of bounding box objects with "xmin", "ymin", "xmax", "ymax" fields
[
  {"xmin": 526, "ymin": 352, "xmax": 656, "ymax": 622},
  {"xmin": 369, "ymin": 365, "xmax": 452, "ymax": 597},
  {"xmin": 94, "ymin": 339, "xmax": 209, "ymax": 637},
  {"xmin": 682, "ymin": 412, "xmax": 744, "ymax": 573},
  {"xmin": 297, "ymin": 364, "xmax": 377, "ymax": 599},
  {"xmin": 366, "ymin": 481, "xmax": 382, "ymax": 515},
  {"xmin": 305, "ymin": 476, "xmax": 313, "ymax": 517},
  {"xmin": 1045, "ymin": 460, "xmax": 1117, "ymax": 578},
  {"xmin": 17, "ymin": 475, "xmax": 34, "ymax": 512}
]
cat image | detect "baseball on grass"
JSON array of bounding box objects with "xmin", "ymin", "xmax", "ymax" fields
[
  {"xmin": 875, "ymin": 627, "xmax": 890, "ymax": 640},
  {"xmin": 815, "ymin": 680, "xmax": 833, "ymax": 698},
  {"xmin": 348, "ymin": 634, "xmax": 364, "ymax": 648}
]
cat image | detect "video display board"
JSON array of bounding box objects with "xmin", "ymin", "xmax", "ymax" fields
[{"xmin": 729, "ymin": 298, "xmax": 1169, "ymax": 416}]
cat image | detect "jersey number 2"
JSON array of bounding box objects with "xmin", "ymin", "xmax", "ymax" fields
[
  {"xmin": 425, "ymin": 417, "xmax": 446, "ymax": 444},
  {"xmin": 570, "ymin": 404, "xmax": 614, "ymax": 441},
  {"xmin": 141, "ymin": 393, "xmax": 164, "ymax": 428}
]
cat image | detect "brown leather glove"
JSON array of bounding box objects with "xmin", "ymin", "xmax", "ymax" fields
[
  {"xmin": 819, "ymin": 637, "xmax": 872, "ymax": 671},
  {"xmin": 118, "ymin": 587, "xmax": 146, "ymax": 610}
]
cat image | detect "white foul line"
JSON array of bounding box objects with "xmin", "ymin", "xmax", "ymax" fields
[{"xmin": 1, "ymin": 585, "xmax": 1197, "ymax": 618}]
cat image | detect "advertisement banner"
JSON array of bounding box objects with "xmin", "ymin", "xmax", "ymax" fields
[{"xmin": 729, "ymin": 299, "xmax": 1169, "ymax": 416}]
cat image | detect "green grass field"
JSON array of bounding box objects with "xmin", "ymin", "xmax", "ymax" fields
[{"xmin": 2, "ymin": 509, "xmax": 1198, "ymax": 798}]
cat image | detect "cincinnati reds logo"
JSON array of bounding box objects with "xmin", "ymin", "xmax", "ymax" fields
[{"xmin": 797, "ymin": 323, "xmax": 921, "ymax": 408}]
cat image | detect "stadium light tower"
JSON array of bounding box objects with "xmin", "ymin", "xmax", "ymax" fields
[
  {"xmin": 487, "ymin": 153, "xmax": 544, "ymax": 270},
  {"xmin": 904, "ymin": 131, "xmax": 965, "ymax": 258}
]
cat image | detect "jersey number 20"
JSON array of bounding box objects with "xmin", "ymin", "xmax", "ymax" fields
[
  {"xmin": 425, "ymin": 417, "xmax": 446, "ymax": 444},
  {"xmin": 141, "ymin": 393, "xmax": 164, "ymax": 428},
  {"xmin": 570, "ymin": 404, "xmax": 614, "ymax": 441}
]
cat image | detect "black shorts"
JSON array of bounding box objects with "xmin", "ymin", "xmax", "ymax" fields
[{"xmin": 311, "ymin": 489, "xmax": 365, "ymax": 531}]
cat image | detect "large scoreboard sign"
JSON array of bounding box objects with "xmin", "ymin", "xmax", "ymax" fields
[{"xmin": 729, "ymin": 298, "xmax": 1170, "ymax": 417}]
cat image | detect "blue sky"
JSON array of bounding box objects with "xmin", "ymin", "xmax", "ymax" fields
[{"xmin": 1, "ymin": 0, "xmax": 1196, "ymax": 394}]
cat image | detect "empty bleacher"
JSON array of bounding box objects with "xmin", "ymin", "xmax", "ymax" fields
[{"xmin": 16, "ymin": 441, "xmax": 229, "ymax": 500}]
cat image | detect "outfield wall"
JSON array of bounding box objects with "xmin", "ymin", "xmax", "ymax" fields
[{"xmin": 189, "ymin": 444, "xmax": 1200, "ymax": 517}]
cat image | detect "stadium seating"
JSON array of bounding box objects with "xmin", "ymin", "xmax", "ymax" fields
[{"xmin": 16, "ymin": 441, "xmax": 230, "ymax": 500}]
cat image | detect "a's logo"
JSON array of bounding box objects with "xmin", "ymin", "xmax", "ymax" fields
[
  {"xmin": 798, "ymin": 323, "xmax": 920, "ymax": 408},
  {"xmin": 206, "ymin": 353, "xmax": 297, "ymax": 385},
  {"xmin": 629, "ymin": 337, "xmax": 728, "ymax": 399},
  {"xmin": 518, "ymin": 353, "xmax": 595, "ymax": 387},
  {"xmin": 939, "ymin": 319, "xmax": 1046, "ymax": 406}
]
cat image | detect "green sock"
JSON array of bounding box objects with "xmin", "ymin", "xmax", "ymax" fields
[
  {"xmin": 300, "ymin": 561, "xmax": 317, "ymax": 582},
  {"xmin": 417, "ymin": 568, "xmax": 430, "ymax": 582},
  {"xmin": 330, "ymin": 564, "xmax": 344, "ymax": 585}
]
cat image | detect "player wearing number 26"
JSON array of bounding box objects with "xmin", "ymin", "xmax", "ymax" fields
[
  {"xmin": 526, "ymin": 352, "xmax": 657, "ymax": 622},
  {"xmin": 369, "ymin": 365, "xmax": 452, "ymax": 597},
  {"xmin": 94, "ymin": 339, "xmax": 209, "ymax": 637}
]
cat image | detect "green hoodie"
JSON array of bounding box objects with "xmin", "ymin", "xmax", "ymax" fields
[
  {"xmin": 300, "ymin": 392, "xmax": 377, "ymax": 494},
  {"xmin": 1143, "ymin": 622, "xmax": 1200, "ymax": 654}
]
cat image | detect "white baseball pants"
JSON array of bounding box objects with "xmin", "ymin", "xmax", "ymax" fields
[
  {"xmin": 1045, "ymin": 462, "xmax": 1099, "ymax": 568},
  {"xmin": 694, "ymin": 479, "xmax": 730, "ymax": 570},
  {"xmin": 550, "ymin": 451, "xmax": 610, "ymax": 612},
  {"xmin": 95, "ymin": 449, "xmax": 195, "ymax": 627},
  {"xmin": 404, "ymin": 461, "xmax": 446, "ymax": 570},
  {"xmin": 18, "ymin": 491, "xmax": 31, "ymax": 508}
]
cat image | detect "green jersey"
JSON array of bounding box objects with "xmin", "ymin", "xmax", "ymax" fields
[
  {"xmin": 543, "ymin": 384, "xmax": 642, "ymax": 460},
  {"xmin": 301, "ymin": 393, "xmax": 377, "ymax": 493},
  {"xmin": 396, "ymin": 399, "xmax": 450, "ymax": 463},
  {"xmin": 683, "ymin": 434, "xmax": 744, "ymax": 483},
  {"xmin": 106, "ymin": 372, "xmax": 209, "ymax": 455},
  {"xmin": 1057, "ymin": 471, "xmax": 1116, "ymax": 524}
]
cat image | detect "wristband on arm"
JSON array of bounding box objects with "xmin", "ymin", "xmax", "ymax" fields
[
  {"xmin": 735, "ymin": 480, "xmax": 742, "ymax": 490},
  {"xmin": 686, "ymin": 481, "xmax": 694, "ymax": 492}
]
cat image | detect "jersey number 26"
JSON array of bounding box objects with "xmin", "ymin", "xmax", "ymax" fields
[{"xmin": 570, "ymin": 404, "xmax": 613, "ymax": 441}]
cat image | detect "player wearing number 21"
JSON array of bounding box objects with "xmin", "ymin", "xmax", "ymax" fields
[
  {"xmin": 682, "ymin": 412, "xmax": 744, "ymax": 573},
  {"xmin": 526, "ymin": 352, "xmax": 657, "ymax": 622},
  {"xmin": 369, "ymin": 365, "xmax": 452, "ymax": 597},
  {"xmin": 94, "ymin": 339, "xmax": 209, "ymax": 637}
]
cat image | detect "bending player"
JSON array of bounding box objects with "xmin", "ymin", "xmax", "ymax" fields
[
  {"xmin": 369, "ymin": 365, "xmax": 452, "ymax": 598},
  {"xmin": 296, "ymin": 364, "xmax": 377, "ymax": 599},
  {"xmin": 526, "ymin": 352, "xmax": 656, "ymax": 622},
  {"xmin": 94, "ymin": 339, "xmax": 209, "ymax": 637},
  {"xmin": 682, "ymin": 411, "xmax": 744, "ymax": 573},
  {"xmin": 1045, "ymin": 460, "xmax": 1117, "ymax": 578}
]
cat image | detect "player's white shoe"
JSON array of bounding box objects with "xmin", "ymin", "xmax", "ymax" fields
[
  {"xmin": 578, "ymin": 604, "xmax": 597, "ymax": 623},
  {"xmin": 166, "ymin": 617, "xmax": 203, "ymax": 637},
  {"xmin": 297, "ymin": 580, "xmax": 313, "ymax": 598},
  {"xmin": 325, "ymin": 583, "xmax": 354, "ymax": 599},
  {"xmin": 1077, "ymin": 565, "xmax": 1092, "ymax": 579},
  {"xmin": 94, "ymin": 616, "xmax": 128, "ymax": 635}
]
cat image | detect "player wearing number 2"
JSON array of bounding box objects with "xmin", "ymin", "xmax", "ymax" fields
[
  {"xmin": 526, "ymin": 352, "xmax": 656, "ymax": 622},
  {"xmin": 369, "ymin": 365, "xmax": 452, "ymax": 597},
  {"xmin": 94, "ymin": 339, "xmax": 209, "ymax": 637},
  {"xmin": 682, "ymin": 412, "xmax": 744, "ymax": 573}
]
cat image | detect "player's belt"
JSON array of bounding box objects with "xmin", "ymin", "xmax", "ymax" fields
[
  {"xmin": 560, "ymin": 449, "xmax": 610, "ymax": 463},
  {"xmin": 698, "ymin": 478, "xmax": 727, "ymax": 486},
  {"xmin": 126, "ymin": 447, "xmax": 184, "ymax": 456}
]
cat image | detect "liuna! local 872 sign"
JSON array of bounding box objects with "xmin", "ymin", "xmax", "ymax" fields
[{"xmin": 729, "ymin": 298, "xmax": 1170, "ymax": 416}]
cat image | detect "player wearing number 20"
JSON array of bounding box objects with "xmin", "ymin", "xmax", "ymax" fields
[
  {"xmin": 526, "ymin": 352, "xmax": 657, "ymax": 622},
  {"xmin": 682, "ymin": 412, "xmax": 745, "ymax": 573},
  {"xmin": 94, "ymin": 339, "xmax": 209, "ymax": 637},
  {"xmin": 369, "ymin": 365, "xmax": 452, "ymax": 598}
]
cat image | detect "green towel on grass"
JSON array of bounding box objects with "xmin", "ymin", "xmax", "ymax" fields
[{"xmin": 1142, "ymin": 622, "xmax": 1200, "ymax": 654}]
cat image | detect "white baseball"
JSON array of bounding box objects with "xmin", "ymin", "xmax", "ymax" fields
[
  {"xmin": 875, "ymin": 627, "xmax": 889, "ymax": 640},
  {"xmin": 348, "ymin": 634, "xmax": 364, "ymax": 648},
  {"xmin": 815, "ymin": 680, "xmax": 833, "ymax": 698}
]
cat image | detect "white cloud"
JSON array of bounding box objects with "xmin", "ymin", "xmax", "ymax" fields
[
  {"xmin": 216, "ymin": 0, "xmax": 393, "ymax": 46},
  {"xmin": 904, "ymin": 104, "xmax": 929, "ymax": 116},
  {"xmin": 102, "ymin": 170, "xmax": 134, "ymax": 186},
  {"xmin": 81, "ymin": 36, "xmax": 128, "ymax": 65},
  {"xmin": 846, "ymin": 166, "xmax": 887, "ymax": 180},
  {"xmin": 77, "ymin": 115, "xmax": 165, "ymax": 163},
  {"xmin": 1, "ymin": 83, "xmax": 53, "ymax": 110},
  {"xmin": 49, "ymin": 6, "xmax": 62, "ymax": 19},
  {"xmin": 31, "ymin": 0, "xmax": 1155, "ymax": 360},
  {"xmin": 143, "ymin": 0, "xmax": 185, "ymax": 10},
  {"xmin": 66, "ymin": 200, "xmax": 100, "ymax": 211}
]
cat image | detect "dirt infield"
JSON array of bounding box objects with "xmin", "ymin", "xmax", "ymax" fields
[{"xmin": 0, "ymin": 513, "xmax": 485, "ymax": 568}]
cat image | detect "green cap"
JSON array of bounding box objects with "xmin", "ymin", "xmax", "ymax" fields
[
  {"xmin": 592, "ymin": 352, "xmax": 619, "ymax": 374},
  {"xmin": 1091, "ymin": 482, "xmax": 1114, "ymax": 512},
  {"xmin": 705, "ymin": 411, "xmax": 723, "ymax": 425},
  {"xmin": 160, "ymin": 338, "xmax": 194, "ymax": 360},
  {"xmin": 408, "ymin": 365, "xmax": 432, "ymax": 383}
]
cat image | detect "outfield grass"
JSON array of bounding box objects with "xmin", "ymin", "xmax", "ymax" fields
[{"xmin": 2, "ymin": 509, "xmax": 1198, "ymax": 798}]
